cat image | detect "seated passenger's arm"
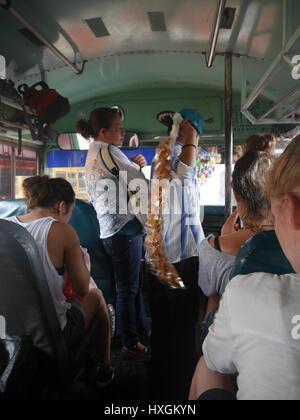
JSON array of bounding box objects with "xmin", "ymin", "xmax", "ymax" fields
[
  {"xmin": 198, "ymin": 239, "xmax": 236, "ymax": 296},
  {"xmin": 62, "ymin": 225, "xmax": 90, "ymax": 297},
  {"xmin": 221, "ymin": 209, "xmax": 240, "ymax": 236},
  {"xmin": 202, "ymin": 282, "xmax": 237, "ymax": 375}
]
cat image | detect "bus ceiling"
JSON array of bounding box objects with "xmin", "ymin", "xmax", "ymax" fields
[{"xmin": 0, "ymin": 0, "xmax": 299, "ymax": 144}]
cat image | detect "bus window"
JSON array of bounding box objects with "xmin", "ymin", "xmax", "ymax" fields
[
  {"xmin": 15, "ymin": 149, "xmax": 38, "ymax": 199},
  {"xmin": 0, "ymin": 143, "xmax": 38, "ymax": 200},
  {"xmin": 0, "ymin": 144, "xmax": 13, "ymax": 200},
  {"xmin": 48, "ymin": 167, "xmax": 88, "ymax": 200}
]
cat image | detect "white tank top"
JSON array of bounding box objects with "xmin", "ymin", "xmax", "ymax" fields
[{"xmin": 6, "ymin": 216, "xmax": 71, "ymax": 330}]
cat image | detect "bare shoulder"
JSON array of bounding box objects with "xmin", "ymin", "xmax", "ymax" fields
[
  {"xmin": 48, "ymin": 221, "xmax": 79, "ymax": 245},
  {"xmin": 46, "ymin": 222, "xmax": 80, "ymax": 268}
]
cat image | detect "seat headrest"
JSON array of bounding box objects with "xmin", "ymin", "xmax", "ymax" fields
[{"xmin": 0, "ymin": 220, "xmax": 67, "ymax": 359}]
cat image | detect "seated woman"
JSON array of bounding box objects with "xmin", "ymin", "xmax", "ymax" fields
[
  {"xmin": 190, "ymin": 135, "xmax": 300, "ymax": 400},
  {"xmin": 5, "ymin": 175, "xmax": 114, "ymax": 385},
  {"xmin": 198, "ymin": 151, "xmax": 275, "ymax": 304},
  {"xmin": 229, "ymin": 229, "xmax": 294, "ymax": 280}
]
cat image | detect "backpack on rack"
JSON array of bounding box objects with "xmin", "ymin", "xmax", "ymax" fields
[{"xmin": 18, "ymin": 81, "xmax": 70, "ymax": 128}]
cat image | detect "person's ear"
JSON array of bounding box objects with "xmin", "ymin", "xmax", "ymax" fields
[
  {"xmin": 233, "ymin": 191, "xmax": 245, "ymax": 218},
  {"xmin": 99, "ymin": 127, "xmax": 107, "ymax": 139},
  {"xmin": 57, "ymin": 201, "xmax": 66, "ymax": 216},
  {"xmin": 285, "ymin": 194, "xmax": 300, "ymax": 230},
  {"xmin": 233, "ymin": 191, "xmax": 241, "ymax": 204}
]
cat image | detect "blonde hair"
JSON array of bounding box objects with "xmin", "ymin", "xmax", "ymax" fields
[
  {"xmin": 243, "ymin": 133, "xmax": 277, "ymax": 155},
  {"xmin": 232, "ymin": 151, "xmax": 275, "ymax": 225},
  {"xmin": 267, "ymin": 135, "xmax": 300, "ymax": 200}
]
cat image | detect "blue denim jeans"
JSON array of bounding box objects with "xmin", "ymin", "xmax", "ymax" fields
[{"xmin": 102, "ymin": 232, "xmax": 150, "ymax": 347}]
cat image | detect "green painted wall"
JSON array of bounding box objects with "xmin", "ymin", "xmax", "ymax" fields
[{"xmin": 52, "ymin": 86, "xmax": 271, "ymax": 147}]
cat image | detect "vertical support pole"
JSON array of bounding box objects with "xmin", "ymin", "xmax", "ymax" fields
[
  {"xmin": 224, "ymin": 52, "xmax": 233, "ymax": 221},
  {"xmin": 18, "ymin": 128, "xmax": 22, "ymax": 155},
  {"xmin": 241, "ymin": 56, "xmax": 248, "ymax": 106},
  {"xmin": 282, "ymin": 0, "xmax": 287, "ymax": 50},
  {"xmin": 11, "ymin": 145, "xmax": 16, "ymax": 199}
]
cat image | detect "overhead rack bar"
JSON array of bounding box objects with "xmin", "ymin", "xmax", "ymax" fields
[
  {"xmin": 241, "ymin": 25, "xmax": 300, "ymax": 125},
  {"xmin": 0, "ymin": 0, "xmax": 83, "ymax": 75},
  {"xmin": 206, "ymin": 0, "xmax": 226, "ymax": 68},
  {"xmin": 257, "ymin": 84, "xmax": 300, "ymax": 122}
]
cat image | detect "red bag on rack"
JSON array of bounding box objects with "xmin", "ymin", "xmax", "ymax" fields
[{"xmin": 18, "ymin": 81, "xmax": 69, "ymax": 124}]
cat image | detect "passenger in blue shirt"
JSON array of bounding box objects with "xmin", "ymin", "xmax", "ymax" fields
[{"xmin": 146, "ymin": 109, "xmax": 207, "ymax": 399}]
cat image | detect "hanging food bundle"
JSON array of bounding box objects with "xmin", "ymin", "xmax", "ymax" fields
[{"xmin": 144, "ymin": 113, "xmax": 184, "ymax": 289}]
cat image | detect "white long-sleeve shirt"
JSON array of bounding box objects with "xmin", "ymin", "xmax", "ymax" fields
[
  {"xmin": 203, "ymin": 272, "xmax": 300, "ymax": 400},
  {"xmin": 151, "ymin": 142, "xmax": 205, "ymax": 263},
  {"xmin": 85, "ymin": 141, "xmax": 147, "ymax": 239}
]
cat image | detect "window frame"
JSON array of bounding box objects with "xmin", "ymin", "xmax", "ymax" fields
[{"xmin": 0, "ymin": 141, "xmax": 40, "ymax": 201}]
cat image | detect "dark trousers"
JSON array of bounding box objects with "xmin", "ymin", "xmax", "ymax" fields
[
  {"xmin": 198, "ymin": 389, "xmax": 237, "ymax": 400},
  {"xmin": 102, "ymin": 232, "xmax": 150, "ymax": 347},
  {"xmin": 147, "ymin": 257, "xmax": 207, "ymax": 400}
]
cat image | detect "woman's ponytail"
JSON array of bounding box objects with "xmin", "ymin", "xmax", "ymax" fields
[
  {"xmin": 23, "ymin": 175, "xmax": 50, "ymax": 210},
  {"xmin": 76, "ymin": 120, "xmax": 94, "ymax": 139},
  {"xmin": 23, "ymin": 176, "xmax": 75, "ymax": 210}
]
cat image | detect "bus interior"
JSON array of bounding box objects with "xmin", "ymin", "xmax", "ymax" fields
[{"xmin": 0, "ymin": 0, "xmax": 300, "ymax": 401}]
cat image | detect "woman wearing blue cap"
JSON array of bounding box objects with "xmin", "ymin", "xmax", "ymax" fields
[{"xmin": 147, "ymin": 108, "xmax": 207, "ymax": 399}]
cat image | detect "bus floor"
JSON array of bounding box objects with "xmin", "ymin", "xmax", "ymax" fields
[
  {"xmin": 62, "ymin": 288, "xmax": 206, "ymax": 401},
  {"xmin": 63, "ymin": 287, "xmax": 153, "ymax": 401},
  {"xmin": 63, "ymin": 324, "xmax": 205, "ymax": 402},
  {"xmin": 63, "ymin": 334, "xmax": 152, "ymax": 401}
]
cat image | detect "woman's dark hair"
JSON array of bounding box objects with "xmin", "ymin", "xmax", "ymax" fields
[
  {"xmin": 23, "ymin": 175, "xmax": 75, "ymax": 210},
  {"xmin": 243, "ymin": 133, "xmax": 276, "ymax": 155},
  {"xmin": 76, "ymin": 107, "xmax": 120, "ymax": 139},
  {"xmin": 232, "ymin": 151, "xmax": 275, "ymax": 225}
]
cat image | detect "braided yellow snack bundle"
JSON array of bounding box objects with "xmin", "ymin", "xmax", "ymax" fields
[{"xmin": 145, "ymin": 114, "xmax": 184, "ymax": 288}]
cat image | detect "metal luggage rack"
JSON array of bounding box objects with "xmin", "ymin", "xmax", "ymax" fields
[{"xmin": 0, "ymin": 79, "xmax": 40, "ymax": 151}]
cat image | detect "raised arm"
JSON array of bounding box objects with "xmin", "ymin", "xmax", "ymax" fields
[{"xmin": 178, "ymin": 119, "xmax": 199, "ymax": 168}]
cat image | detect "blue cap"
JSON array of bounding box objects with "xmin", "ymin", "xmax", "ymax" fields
[{"xmin": 179, "ymin": 108, "xmax": 204, "ymax": 135}]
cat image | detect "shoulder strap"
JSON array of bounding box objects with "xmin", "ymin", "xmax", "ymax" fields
[
  {"xmin": 214, "ymin": 235, "xmax": 222, "ymax": 252},
  {"xmin": 99, "ymin": 145, "xmax": 120, "ymax": 178}
]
